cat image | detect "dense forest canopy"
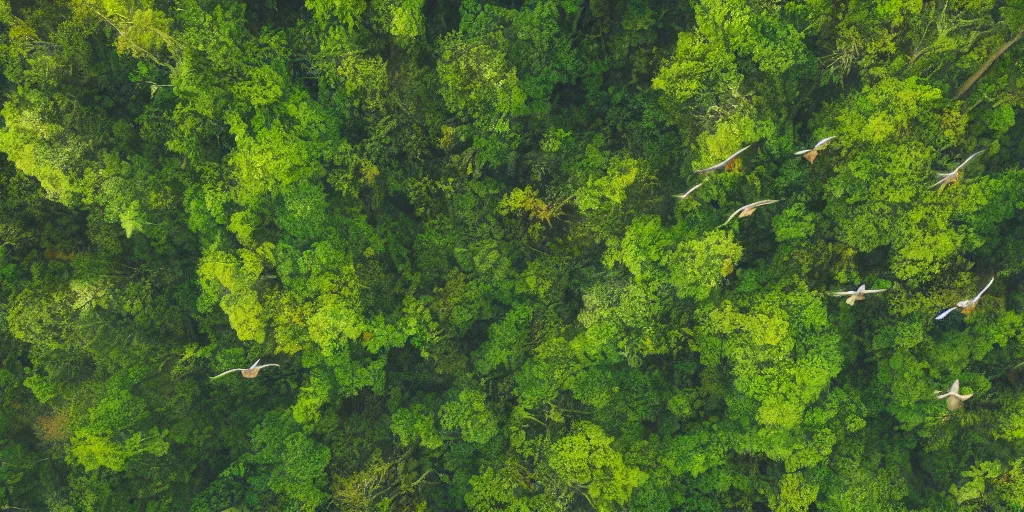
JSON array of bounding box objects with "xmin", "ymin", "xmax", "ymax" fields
[{"xmin": 1, "ymin": 0, "xmax": 1023, "ymax": 510}]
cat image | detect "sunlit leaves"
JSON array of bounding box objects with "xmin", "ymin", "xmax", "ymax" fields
[
  {"xmin": 665, "ymin": 230, "xmax": 743, "ymax": 301},
  {"xmin": 547, "ymin": 421, "xmax": 646, "ymax": 510},
  {"xmin": 439, "ymin": 389, "xmax": 498, "ymax": 445}
]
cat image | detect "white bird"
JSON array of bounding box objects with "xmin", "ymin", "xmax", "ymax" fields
[
  {"xmin": 935, "ymin": 379, "xmax": 973, "ymax": 411},
  {"xmin": 935, "ymin": 276, "xmax": 995, "ymax": 320},
  {"xmin": 694, "ymin": 145, "xmax": 753, "ymax": 174},
  {"xmin": 211, "ymin": 359, "xmax": 280, "ymax": 379},
  {"xmin": 932, "ymin": 150, "xmax": 984, "ymax": 188},
  {"xmin": 673, "ymin": 182, "xmax": 704, "ymax": 200},
  {"xmin": 794, "ymin": 136, "xmax": 836, "ymax": 164},
  {"xmin": 830, "ymin": 284, "xmax": 887, "ymax": 306},
  {"xmin": 719, "ymin": 200, "xmax": 779, "ymax": 227}
]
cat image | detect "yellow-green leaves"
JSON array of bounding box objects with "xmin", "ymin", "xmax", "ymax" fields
[
  {"xmin": 575, "ymin": 155, "xmax": 646, "ymax": 212},
  {"xmin": 439, "ymin": 389, "xmax": 498, "ymax": 445},
  {"xmin": 547, "ymin": 421, "xmax": 647, "ymax": 510},
  {"xmin": 820, "ymin": 77, "xmax": 971, "ymax": 283},
  {"xmin": 666, "ymin": 230, "xmax": 743, "ymax": 301}
]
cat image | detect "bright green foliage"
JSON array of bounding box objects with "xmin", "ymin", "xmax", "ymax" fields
[
  {"xmin": 439, "ymin": 389, "xmax": 499, "ymax": 445},
  {"xmin": 1, "ymin": 0, "xmax": 1024, "ymax": 509},
  {"xmin": 547, "ymin": 421, "xmax": 646, "ymax": 510}
]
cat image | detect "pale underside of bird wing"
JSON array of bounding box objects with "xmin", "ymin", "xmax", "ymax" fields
[
  {"xmin": 697, "ymin": 145, "xmax": 753, "ymax": 173},
  {"xmin": 211, "ymin": 368, "xmax": 244, "ymax": 379},
  {"xmin": 694, "ymin": 162, "xmax": 725, "ymax": 174},
  {"xmin": 932, "ymin": 172, "xmax": 957, "ymax": 187},
  {"xmin": 725, "ymin": 145, "xmax": 752, "ymax": 163},
  {"xmin": 862, "ymin": 288, "xmax": 887, "ymax": 294},
  {"xmin": 249, "ymin": 359, "xmax": 261, "ymax": 369},
  {"xmin": 676, "ymin": 182, "xmax": 703, "ymax": 199},
  {"xmin": 721, "ymin": 206, "xmax": 748, "ymax": 225},
  {"xmin": 935, "ymin": 307, "xmax": 958, "ymax": 320},
  {"xmin": 720, "ymin": 200, "xmax": 775, "ymax": 226},
  {"xmin": 814, "ymin": 136, "xmax": 836, "ymax": 149},
  {"xmin": 972, "ymin": 277, "xmax": 995, "ymax": 302},
  {"xmin": 935, "ymin": 391, "xmax": 952, "ymax": 399},
  {"xmin": 955, "ymin": 393, "xmax": 973, "ymax": 401},
  {"xmin": 830, "ymin": 291, "xmax": 858, "ymax": 296},
  {"xmin": 794, "ymin": 149, "xmax": 812, "ymax": 155},
  {"xmin": 747, "ymin": 199, "xmax": 779, "ymax": 208},
  {"xmin": 950, "ymin": 379, "xmax": 961, "ymax": 394},
  {"xmin": 953, "ymin": 150, "xmax": 985, "ymax": 173}
]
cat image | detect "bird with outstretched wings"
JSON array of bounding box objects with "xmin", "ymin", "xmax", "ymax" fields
[
  {"xmin": 830, "ymin": 284, "xmax": 887, "ymax": 306},
  {"xmin": 794, "ymin": 136, "xmax": 836, "ymax": 164},
  {"xmin": 933, "ymin": 150, "xmax": 984, "ymax": 189},
  {"xmin": 719, "ymin": 199, "xmax": 779, "ymax": 227},
  {"xmin": 211, "ymin": 359, "xmax": 280, "ymax": 379},
  {"xmin": 694, "ymin": 145, "xmax": 753, "ymax": 174},
  {"xmin": 935, "ymin": 276, "xmax": 994, "ymax": 320},
  {"xmin": 935, "ymin": 379, "xmax": 973, "ymax": 411}
]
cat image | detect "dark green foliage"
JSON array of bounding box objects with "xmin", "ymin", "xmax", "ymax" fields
[{"xmin": 1, "ymin": 0, "xmax": 1024, "ymax": 509}]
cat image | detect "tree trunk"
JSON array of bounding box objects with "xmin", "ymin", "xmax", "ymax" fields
[{"xmin": 955, "ymin": 28, "xmax": 1024, "ymax": 99}]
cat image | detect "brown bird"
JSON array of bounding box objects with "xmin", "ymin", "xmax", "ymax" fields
[
  {"xmin": 719, "ymin": 200, "xmax": 779, "ymax": 227},
  {"xmin": 211, "ymin": 359, "xmax": 280, "ymax": 379},
  {"xmin": 935, "ymin": 277, "xmax": 994, "ymax": 320},
  {"xmin": 933, "ymin": 150, "xmax": 984, "ymax": 189},
  {"xmin": 935, "ymin": 379, "xmax": 973, "ymax": 411},
  {"xmin": 694, "ymin": 145, "xmax": 753, "ymax": 174},
  {"xmin": 673, "ymin": 182, "xmax": 704, "ymax": 200},
  {"xmin": 794, "ymin": 136, "xmax": 836, "ymax": 164},
  {"xmin": 830, "ymin": 284, "xmax": 887, "ymax": 306}
]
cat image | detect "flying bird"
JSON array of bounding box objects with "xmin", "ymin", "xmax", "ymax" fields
[
  {"xmin": 673, "ymin": 182, "xmax": 704, "ymax": 200},
  {"xmin": 211, "ymin": 359, "xmax": 280, "ymax": 379},
  {"xmin": 830, "ymin": 284, "xmax": 887, "ymax": 306},
  {"xmin": 935, "ymin": 276, "xmax": 995, "ymax": 320},
  {"xmin": 932, "ymin": 150, "xmax": 984, "ymax": 189},
  {"xmin": 794, "ymin": 136, "xmax": 836, "ymax": 164},
  {"xmin": 719, "ymin": 200, "xmax": 779, "ymax": 227},
  {"xmin": 935, "ymin": 379, "xmax": 973, "ymax": 411},
  {"xmin": 694, "ymin": 145, "xmax": 752, "ymax": 174}
]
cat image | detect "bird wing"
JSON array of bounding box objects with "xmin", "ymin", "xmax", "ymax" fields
[
  {"xmin": 950, "ymin": 380, "xmax": 961, "ymax": 394},
  {"xmin": 249, "ymin": 359, "xmax": 261, "ymax": 369},
  {"xmin": 211, "ymin": 368, "xmax": 243, "ymax": 379},
  {"xmin": 721, "ymin": 206, "xmax": 747, "ymax": 226},
  {"xmin": 746, "ymin": 199, "xmax": 779, "ymax": 208},
  {"xmin": 935, "ymin": 307, "xmax": 958, "ymax": 320},
  {"xmin": 862, "ymin": 288, "xmax": 888, "ymax": 294},
  {"xmin": 814, "ymin": 136, "xmax": 836, "ymax": 150},
  {"xmin": 724, "ymin": 145, "xmax": 753, "ymax": 163},
  {"xmin": 794, "ymin": 149, "xmax": 812, "ymax": 155},
  {"xmin": 935, "ymin": 391, "xmax": 952, "ymax": 399},
  {"xmin": 830, "ymin": 291, "xmax": 857, "ymax": 296},
  {"xmin": 972, "ymin": 277, "xmax": 995, "ymax": 302},
  {"xmin": 953, "ymin": 150, "xmax": 985, "ymax": 174},
  {"xmin": 255, "ymin": 363, "xmax": 280, "ymax": 370},
  {"xmin": 694, "ymin": 162, "xmax": 724, "ymax": 174},
  {"xmin": 956, "ymin": 393, "xmax": 973, "ymax": 401},
  {"xmin": 676, "ymin": 182, "xmax": 704, "ymax": 199}
]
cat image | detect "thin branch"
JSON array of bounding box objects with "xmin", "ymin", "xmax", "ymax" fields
[{"xmin": 93, "ymin": 10, "xmax": 175, "ymax": 71}]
